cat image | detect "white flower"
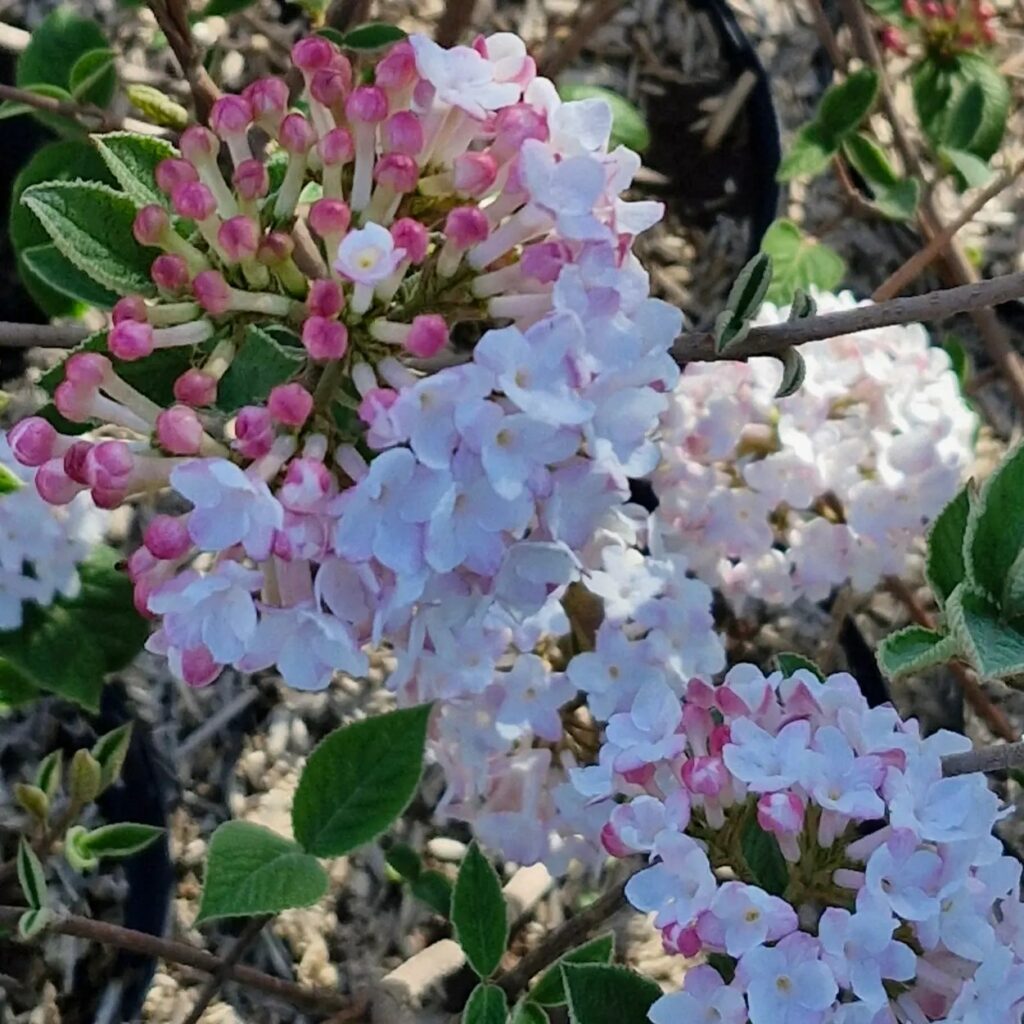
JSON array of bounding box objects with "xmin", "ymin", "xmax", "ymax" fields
[
  {"xmin": 409, "ymin": 34, "xmax": 521, "ymax": 117},
  {"xmin": 334, "ymin": 222, "xmax": 406, "ymax": 285}
]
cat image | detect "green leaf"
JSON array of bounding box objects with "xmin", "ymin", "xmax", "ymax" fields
[
  {"xmin": 512, "ymin": 1003, "xmax": 549, "ymax": 1024},
  {"xmin": 775, "ymin": 652, "xmax": 825, "ymax": 680},
  {"xmin": 877, "ymin": 624, "xmax": 958, "ymax": 680},
  {"xmin": 842, "ymin": 132, "xmax": 899, "ymax": 186},
  {"xmin": 0, "ymin": 546, "xmax": 148, "ymax": 711},
  {"xmin": 17, "ymin": 839, "xmax": 46, "ymax": 910},
  {"xmin": 740, "ymin": 815, "xmax": 789, "ymax": 894},
  {"xmin": 201, "ymin": 0, "xmax": 258, "ymax": 15},
  {"xmin": 760, "ymin": 218, "xmax": 845, "ymax": 305},
  {"xmin": 940, "ymin": 147, "xmax": 993, "ymax": 191},
  {"xmin": 818, "ymin": 69, "xmax": 879, "ymax": 139},
  {"xmin": 462, "ymin": 984, "xmax": 508, "ymax": 1024},
  {"xmin": 1001, "ymin": 547, "xmax": 1024, "ymax": 621},
  {"xmin": 17, "ymin": 10, "xmax": 114, "ymax": 115},
  {"xmin": 0, "ymin": 84, "xmax": 75, "ymax": 125},
  {"xmin": 21, "ymin": 180, "xmax": 155, "ymax": 298},
  {"xmin": 943, "ymin": 81, "xmax": 985, "ymax": 151},
  {"xmin": 452, "ymin": 841, "xmax": 508, "ymax": 979},
  {"xmin": 342, "ymin": 23, "xmax": 408, "ymax": 50},
  {"xmin": 21, "ymin": 244, "xmax": 120, "ymax": 309},
  {"xmin": 774, "ymin": 348, "xmax": 806, "ymax": 399},
  {"xmin": 557, "ymin": 84, "xmax": 651, "ymax": 153},
  {"xmin": 316, "ymin": 27, "xmax": 347, "ymax": 46},
  {"xmin": 965, "ymin": 443, "xmax": 1024, "ymax": 601},
  {"xmin": 0, "ymin": 662, "xmax": 40, "ymax": 712},
  {"xmin": 561, "ymin": 964, "xmax": 661, "ymax": 1024},
  {"xmin": 788, "ymin": 289, "xmax": 816, "ymax": 320},
  {"xmin": 92, "ymin": 132, "xmax": 178, "ymax": 208},
  {"xmin": 955, "ymin": 52, "xmax": 1009, "ymax": 160},
  {"xmin": 947, "ymin": 584, "xmax": 1024, "ymax": 682},
  {"xmin": 9, "ymin": 139, "xmax": 114, "ymax": 317},
  {"xmin": 292, "ymin": 704, "xmax": 432, "ymax": 857},
  {"xmin": 777, "ymin": 123, "xmax": 836, "ymax": 181},
  {"xmin": 197, "ymin": 821, "xmax": 329, "ymax": 924},
  {"xmin": 386, "ymin": 842, "xmax": 422, "ymax": 881},
  {"xmin": 18, "ymin": 907, "xmax": 53, "ymax": 940},
  {"xmin": 913, "ymin": 57, "xmax": 957, "ymax": 149},
  {"xmin": 865, "ymin": 0, "xmax": 912, "ymax": 24},
  {"xmin": 79, "ymin": 822, "xmax": 164, "ymax": 860},
  {"xmin": 926, "ymin": 487, "xmax": 971, "ymax": 606},
  {"xmin": 943, "ymin": 334, "xmax": 972, "ymax": 392},
  {"xmin": 0, "ymin": 465, "xmax": 21, "ymax": 495},
  {"xmin": 92, "ymin": 722, "xmax": 133, "ymax": 791},
  {"xmin": 35, "ymin": 749, "xmax": 63, "ymax": 800},
  {"xmin": 125, "ymin": 84, "xmax": 189, "ymax": 131},
  {"xmin": 411, "ymin": 870, "xmax": 453, "ymax": 917},
  {"xmin": 714, "ymin": 252, "xmax": 773, "ymax": 354},
  {"xmin": 69, "ymin": 48, "xmax": 117, "ymax": 105},
  {"xmin": 531, "ymin": 934, "xmax": 615, "ymax": 1006},
  {"xmin": 217, "ymin": 324, "xmax": 305, "ymax": 412}
]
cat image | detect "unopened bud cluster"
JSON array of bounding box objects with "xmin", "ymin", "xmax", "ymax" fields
[{"xmin": 881, "ymin": 0, "xmax": 997, "ymax": 55}]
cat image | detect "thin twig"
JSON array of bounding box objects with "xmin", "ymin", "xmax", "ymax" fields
[
  {"xmin": 943, "ymin": 740, "xmax": 1024, "ymax": 776},
  {"xmin": 886, "ymin": 576, "xmax": 1016, "ymax": 742},
  {"xmin": 0, "ymin": 83, "xmax": 121, "ymax": 132},
  {"xmin": 0, "ymin": 322, "xmax": 91, "ymax": 350},
  {"xmin": 147, "ymin": 0, "xmax": 221, "ymax": 122},
  {"xmin": 539, "ymin": 0, "xmax": 625, "ymax": 79},
  {"xmin": 181, "ymin": 916, "xmax": 270, "ymax": 1024},
  {"xmin": 671, "ymin": 270, "xmax": 1024, "ymax": 363},
  {"xmin": 0, "ymin": 906, "xmax": 353, "ymax": 1017},
  {"xmin": 873, "ymin": 157, "xmax": 1024, "ymax": 302}
]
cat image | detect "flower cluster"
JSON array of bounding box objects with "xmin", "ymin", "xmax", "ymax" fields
[
  {"xmin": 586, "ymin": 663, "xmax": 1020, "ymax": 1023},
  {"xmin": 0, "ymin": 431, "xmax": 106, "ymax": 630},
  {"xmin": 7, "ymin": 31, "xmax": 676, "ymax": 694},
  {"xmin": 654, "ymin": 291, "xmax": 976, "ymax": 612},
  {"xmin": 881, "ymin": 0, "xmax": 997, "ymax": 55}
]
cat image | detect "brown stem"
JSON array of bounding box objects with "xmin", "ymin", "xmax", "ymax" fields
[
  {"xmin": 886, "ymin": 576, "xmax": 1016, "ymax": 743},
  {"xmin": 671, "ymin": 271, "xmax": 1024, "ymax": 364},
  {"xmin": 147, "ymin": 0, "xmax": 221, "ymax": 123},
  {"xmin": 495, "ymin": 864, "xmax": 636, "ymax": 1000},
  {"xmin": 0, "ymin": 83, "xmax": 121, "ymax": 131},
  {"xmin": 539, "ymin": 0, "xmax": 625, "ymax": 79},
  {"xmin": 0, "ymin": 322, "xmax": 91, "ymax": 349},
  {"xmin": 943, "ymin": 740, "xmax": 1024, "ymax": 777},
  {"xmin": 0, "ymin": 906, "xmax": 353, "ymax": 1016},
  {"xmin": 435, "ymin": 0, "xmax": 478, "ymax": 47}
]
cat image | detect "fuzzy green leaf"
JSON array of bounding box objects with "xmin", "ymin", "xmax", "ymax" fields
[
  {"xmin": 715, "ymin": 252, "xmax": 773, "ymax": 353},
  {"xmin": 818, "ymin": 69, "xmax": 879, "ymax": 139},
  {"xmin": 531, "ymin": 934, "xmax": 615, "ymax": 1006},
  {"xmin": 842, "ymin": 132, "xmax": 899, "ymax": 186},
  {"xmin": 21, "ymin": 243, "xmax": 120, "ymax": 309},
  {"xmin": 35, "ymin": 750, "xmax": 63, "ymax": 800},
  {"xmin": 69, "ymin": 48, "xmax": 117, "ymax": 104},
  {"xmin": 292, "ymin": 704, "xmax": 432, "ymax": 857},
  {"xmin": 966, "ymin": 443, "xmax": 1024, "ymax": 601},
  {"xmin": 197, "ymin": 821, "xmax": 328, "ymax": 924},
  {"xmin": 940, "ymin": 147, "xmax": 993, "ymax": 191},
  {"xmin": 217, "ymin": 324, "xmax": 305, "ymax": 412},
  {"xmin": 761, "ymin": 219, "xmax": 845, "ymax": 305},
  {"xmin": 79, "ymin": 823, "xmax": 164, "ymax": 860},
  {"xmin": 92, "ymin": 132, "xmax": 178, "ymax": 207},
  {"xmin": 412, "ymin": 870, "xmax": 453, "ymax": 917},
  {"xmin": 741, "ymin": 815, "xmax": 789, "ymax": 896},
  {"xmin": 512, "ymin": 1004, "xmax": 549, "ymax": 1024},
  {"xmin": 775, "ymin": 652, "xmax": 825, "ymax": 680},
  {"xmin": 18, "ymin": 907, "xmax": 53, "ymax": 940},
  {"xmin": 342, "ymin": 23, "xmax": 408, "ymax": 49},
  {"xmin": 21, "ymin": 180, "xmax": 154, "ymax": 297},
  {"xmin": 774, "ymin": 347, "xmax": 806, "ymax": 399},
  {"xmin": 462, "ymin": 984, "xmax": 508, "ymax": 1024},
  {"xmin": 453, "ymin": 841, "xmax": 508, "ymax": 979},
  {"xmin": 947, "ymin": 584, "xmax": 1024, "ymax": 682},
  {"xmin": 561, "ymin": 964, "xmax": 661, "ymax": 1024},
  {"xmin": 877, "ymin": 625, "xmax": 958, "ymax": 681},
  {"xmin": 777, "ymin": 123, "xmax": 839, "ymax": 182},
  {"xmin": 17, "ymin": 839, "xmax": 46, "ymax": 910},
  {"xmin": 926, "ymin": 487, "xmax": 971, "ymax": 607},
  {"xmin": 92, "ymin": 722, "xmax": 133, "ymax": 791}
]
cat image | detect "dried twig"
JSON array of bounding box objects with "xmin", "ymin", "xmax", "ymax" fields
[
  {"xmin": 181, "ymin": 916, "xmax": 270, "ymax": 1024},
  {"xmin": 0, "ymin": 83, "xmax": 122, "ymax": 132},
  {"xmin": 943, "ymin": 740, "xmax": 1024, "ymax": 776},
  {"xmin": 886, "ymin": 577, "xmax": 1016, "ymax": 743},
  {"xmin": 147, "ymin": 0, "xmax": 220, "ymax": 123},
  {"xmin": 538, "ymin": 0, "xmax": 625, "ymax": 79},
  {"xmin": 671, "ymin": 270, "xmax": 1024, "ymax": 363},
  {"xmin": 0, "ymin": 322, "xmax": 91, "ymax": 350},
  {"xmin": 0, "ymin": 906, "xmax": 354, "ymax": 1017},
  {"xmin": 435, "ymin": 0, "xmax": 478, "ymax": 47}
]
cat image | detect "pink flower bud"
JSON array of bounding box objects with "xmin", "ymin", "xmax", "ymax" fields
[
  {"xmin": 599, "ymin": 821, "xmax": 632, "ymax": 858},
  {"xmin": 233, "ymin": 405, "xmax": 274, "ymax": 458},
  {"xmin": 63, "ymin": 440, "xmax": 93, "ymax": 484},
  {"xmin": 922, "ymin": 0, "xmax": 940, "ymax": 14},
  {"xmin": 152, "ymin": 253, "xmax": 191, "ymax": 293},
  {"xmin": 319, "ymin": 127, "xmax": 355, "ymax": 166},
  {"xmin": 127, "ymin": 546, "xmax": 157, "ymax": 581},
  {"xmin": 291, "ymin": 35, "xmax": 338, "ymax": 73},
  {"xmin": 520, "ymin": 241, "xmax": 569, "ymax": 283},
  {"xmin": 155, "ymin": 157, "xmax": 199, "ymax": 195},
  {"xmin": 7, "ymin": 417, "xmax": 58, "ymax": 466},
  {"xmin": 210, "ymin": 94, "xmax": 253, "ymax": 139},
  {"xmin": 308, "ymin": 198, "xmax": 351, "ymax": 238},
  {"xmin": 357, "ymin": 387, "xmax": 398, "ymax": 424},
  {"xmin": 193, "ymin": 270, "xmax": 233, "ymax": 315},
  {"xmin": 405, "ymin": 314, "xmax": 448, "ymax": 358},
  {"xmin": 268, "ymin": 382, "xmax": 313, "ymax": 428},
  {"xmin": 256, "ymin": 231, "xmax": 295, "ymax": 266},
  {"xmin": 280, "ymin": 456, "xmax": 332, "ymax": 508},
  {"xmin": 172, "ymin": 181, "xmax": 217, "ymax": 221},
  {"xmin": 109, "ymin": 319, "xmax": 155, "ymax": 361},
  {"xmin": 661, "ymin": 923, "xmax": 701, "ymax": 958},
  {"xmin": 302, "ymin": 316, "xmax": 349, "ymax": 361},
  {"xmin": 681, "ymin": 755, "xmax": 728, "ymax": 797},
  {"xmin": 133, "ymin": 204, "xmax": 170, "ymax": 246},
  {"xmin": 374, "ymin": 153, "xmax": 418, "ymax": 193},
  {"xmin": 218, "ymin": 215, "xmax": 261, "ymax": 262},
  {"xmin": 83, "ymin": 440, "xmax": 134, "ymax": 491},
  {"xmin": 65, "ymin": 352, "xmax": 110, "ymax": 387},
  {"xmin": 279, "ymin": 112, "xmax": 316, "ymax": 154},
  {"xmin": 112, "ymin": 295, "xmax": 149, "ymax": 324},
  {"xmin": 390, "ymin": 218, "xmax": 428, "ymax": 263},
  {"xmin": 180, "ymin": 646, "xmax": 220, "ymax": 688},
  {"xmin": 620, "ymin": 763, "xmax": 655, "ymax": 787},
  {"xmin": 345, "ymin": 85, "xmax": 388, "ymax": 124},
  {"xmin": 233, "ymin": 159, "xmax": 270, "ymax": 201},
  {"xmin": 757, "ymin": 792, "xmax": 805, "ymax": 836},
  {"xmin": 54, "ymin": 382, "xmax": 92, "ymax": 423},
  {"xmin": 375, "ymin": 40, "xmax": 417, "ymax": 90},
  {"xmin": 35, "ymin": 459, "xmax": 82, "ymax": 505},
  {"xmin": 902, "ymin": 0, "xmax": 919, "ymax": 15},
  {"xmin": 384, "ymin": 111, "xmax": 424, "ymax": 155},
  {"xmin": 144, "ymin": 514, "xmax": 191, "ymax": 560},
  {"xmin": 307, "ymin": 279, "xmax": 344, "ymax": 318},
  {"xmin": 453, "ymin": 151, "xmax": 498, "ymax": 196},
  {"xmin": 156, "ymin": 405, "xmax": 204, "ymax": 455},
  {"xmin": 444, "ymin": 206, "xmax": 489, "ymax": 247},
  {"xmin": 243, "ymin": 76, "xmax": 289, "ymax": 127},
  {"xmin": 708, "ymin": 724, "xmax": 731, "ymax": 757},
  {"xmin": 493, "ymin": 104, "xmax": 548, "ymax": 159},
  {"xmin": 180, "ymin": 125, "xmax": 220, "ymax": 164},
  {"xmin": 310, "ymin": 65, "xmax": 352, "ymax": 107},
  {"xmin": 174, "ymin": 368, "xmax": 218, "ymax": 407}
]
